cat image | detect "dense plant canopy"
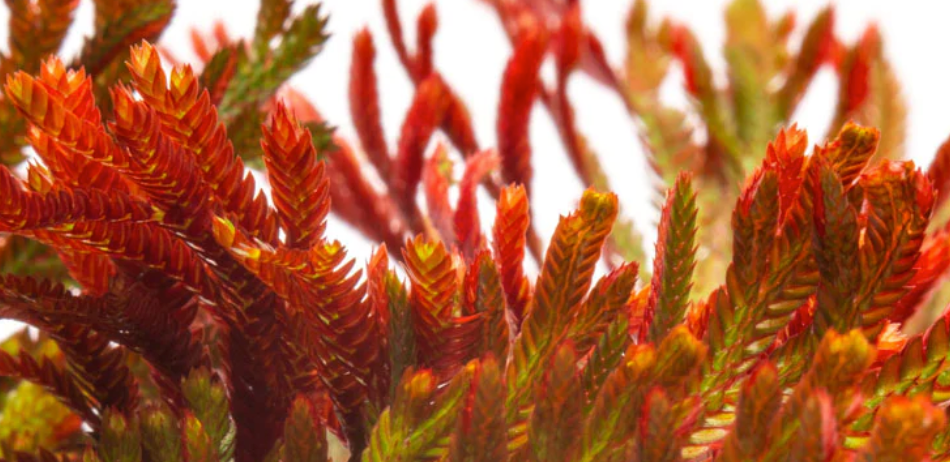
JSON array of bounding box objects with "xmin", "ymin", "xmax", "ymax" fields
[{"xmin": 2, "ymin": 0, "xmax": 950, "ymax": 461}]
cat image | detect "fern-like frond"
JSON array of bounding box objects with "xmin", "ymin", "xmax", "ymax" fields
[
  {"xmin": 447, "ymin": 356, "xmax": 507, "ymax": 462},
  {"xmin": 506, "ymin": 189, "xmax": 618, "ymax": 443},
  {"xmin": 492, "ymin": 185, "xmax": 531, "ymax": 327},
  {"xmin": 403, "ymin": 235, "xmax": 480, "ymax": 374},
  {"xmin": 646, "ymin": 171, "xmax": 697, "ymax": 342},
  {"xmin": 455, "ymin": 150, "xmax": 499, "ymax": 260},
  {"xmin": 349, "ymin": 29, "xmax": 390, "ymax": 181},
  {"xmin": 262, "ymin": 102, "xmax": 330, "ymax": 250},
  {"xmin": 497, "ymin": 25, "xmax": 547, "ymax": 192}
]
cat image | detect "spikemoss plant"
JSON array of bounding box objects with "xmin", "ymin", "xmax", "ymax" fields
[{"xmin": 2, "ymin": 0, "xmax": 950, "ymax": 461}]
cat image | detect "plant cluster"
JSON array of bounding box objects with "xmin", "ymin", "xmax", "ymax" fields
[{"xmin": 1, "ymin": 0, "xmax": 950, "ymax": 461}]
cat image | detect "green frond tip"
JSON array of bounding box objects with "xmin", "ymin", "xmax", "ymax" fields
[
  {"xmin": 363, "ymin": 367, "xmax": 472, "ymax": 461},
  {"xmin": 99, "ymin": 410, "xmax": 142, "ymax": 462},
  {"xmin": 448, "ymin": 356, "xmax": 508, "ymax": 462},
  {"xmin": 858, "ymin": 396, "xmax": 947, "ymax": 461},
  {"xmin": 280, "ymin": 396, "xmax": 328, "ymax": 462},
  {"xmin": 140, "ymin": 404, "xmax": 183, "ymax": 462},
  {"xmin": 183, "ymin": 412, "xmax": 217, "ymax": 462},
  {"xmin": 182, "ymin": 368, "xmax": 235, "ymax": 462}
]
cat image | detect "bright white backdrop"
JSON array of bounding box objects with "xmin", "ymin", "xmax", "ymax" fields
[{"xmin": 1, "ymin": 0, "xmax": 949, "ymax": 339}]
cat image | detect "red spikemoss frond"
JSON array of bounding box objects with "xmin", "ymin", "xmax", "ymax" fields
[
  {"xmin": 325, "ymin": 136, "xmax": 408, "ymax": 252},
  {"xmin": 38, "ymin": 221, "xmax": 208, "ymax": 296},
  {"xmin": 380, "ymin": 0, "xmax": 414, "ymax": 82},
  {"xmin": 526, "ymin": 342, "xmax": 583, "ymax": 462},
  {"xmin": 764, "ymin": 126, "xmax": 809, "ymax": 222},
  {"xmin": 104, "ymin": 274, "xmax": 205, "ymax": 394},
  {"xmin": 833, "ymin": 26, "xmax": 906, "ymax": 160},
  {"xmin": 818, "ymin": 121, "xmax": 880, "ymax": 189},
  {"xmin": 448, "ymin": 356, "xmax": 508, "ymax": 461},
  {"xmin": 57, "ymin": 250, "xmax": 115, "ymax": 296},
  {"xmin": 281, "ymin": 395, "xmax": 329, "ymax": 462},
  {"xmin": 110, "ymin": 87, "xmax": 215, "ymax": 227},
  {"xmin": 888, "ymin": 232, "xmax": 950, "ymax": 324},
  {"xmin": 380, "ymin": 0, "xmax": 478, "ymax": 158},
  {"xmin": 50, "ymin": 324, "xmax": 139, "ymax": 417},
  {"xmin": 580, "ymin": 326, "xmax": 705, "ymax": 460},
  {"xmin": 4, "ymin": 68, "xmax": 136, "ymax": 172},
  {"xmin": 810, "ymin": 155, "xmax": 861, "ymax": 336},
  {"xmin": 440, "ymin": 85, "xmax": 480, "ymax": 158},
  {"xmin": 423, "ymin": 142, "xmax": 455, "ymax": 244},
  {"xmin": 578, "ymin": 317, "xmax": 631, "ymax": 410},
  {"xmin": 349, "ymin": 28, "xmax": 390, "ymax": 180},
  {"xmin": 645, "ymin": 172, "xmax": 697, "ymax": 342},
  {"xmin": 464, "ymin": 251, "xmax": 510, "ymax": 361},
  {"xmin": 212, "ymin": 217, "xmax": 380, "ymax": 451},
  {"xmin": 492, "ymin": 184, "xmax": 531, "ymax": 327},
  {"xmin": 854, "ymin": 161, "xmax": 933, "ymax": 336},
  {"xmin": 837, "ymin": 26, "xmax": 879, "ymax": 117},
  {"xmin": 718, "ymin": 362, "xmax": 782, "ymax": 461},
  {"xmin": 2, "ymin": 0, "xmax": 78, "ymax": 73},
  {"xmin": 363, "ymin": 366, "xmax": 473, "ymax": 461},
  {"xmin": 761, "ymin": 330, "xmax": 873, "ymax": 459},
  {"xmin": 685, "ymin": 288, "xmax": 712, "ymax": 340},
  {"xmin": 13, "ymin": 58, "xmax": 136, "ymax": 195},
  {"xmin": 579, "ymin": 343, "xmax": 656, "ymax": 459},
  {"xmin": 392, "ymin": 74, "xmax": 449, "ymax": 223},
  {"xmin": 507, "ymin": 189, "xmax": 617, "ymax": 445},
  {"xmin": 525, "ymin": 188, "xmax": 618, "ymax": 338},
  {"xmin": 198, "ymin": 44, "xmax": 241, "ymax": 106},
  {"xmin": 403, "ymin": 235, "xmax": 481, "ymax": 374},
  {"xmin": 262, "ymin": 102, "xmax": 331, "ymax": 250},
  {"xmin": 641, "ymin": 387, "xmax": 693, "ymax": 462},
  {"xmin": 0, "ymin": 165, "xmax": 156, "ymax": 233},
  {"xmin": 703, "ymin": 130, "xmax": 818, "ymax": 421},
  {"xmin": 497, "ymin": 25, "xmax": 547, "ymax": 192},
  {"xmin": 364, "ymin": 246, "xmax": 393, "ymax": 404},
  {"xmin": 0, "ymin": 272, "xmax": 204, "ymax": 404},
  {"xmin": 857, "ymin": 396, "xmax": 946, "ymax": 461},
  {"xmin": 76, "ymin": 0, "xmax": 175, "ymax": 76},
  {"xmin": 928, "ymin": 134, "xmax": 950, "ymax": 214},
  {"xmin": 571, "ymin": 262, "xmax": 637, "ymax": 353},
  {"xmin": 0, "ymin": 349, "xmax": 97, "ymax": 427},
  {"xmin": 415, "ymin": 4, "xmax": 437, "ymax": 80},
  {"xmin": 126, "ymin": 41, "xmax": 278, "ymax": 244},
  {"xmin": 775, "ymin": 7, "xmax": 835, "ymax": 119},
  {"xmin": 858, "ymin": 312, "xmax": 950, "ymax": 430},
  {"xmin": 28, "ymin": 129, "xmax": 135, "ymax": 196},
  {"xmin": 455, "ymin": 149, "xmax": 499, "ymax": 260},
  {"xmin": 36, "ymin": 58, "xmax": 100, "ymax": 124}
]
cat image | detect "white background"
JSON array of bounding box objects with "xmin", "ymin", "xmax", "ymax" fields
[{"xmin": 1, "ymin": 0, "xmax": 948, "ymax": 339}]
